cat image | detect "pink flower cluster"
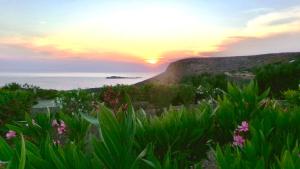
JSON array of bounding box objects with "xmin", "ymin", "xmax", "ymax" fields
[
  {"xmin": 52, "ymin": 120, "xmax": 67, "ymax": 135},
  {"xmin": 233, "ymin": 135, "xmax": 245, "ymax": 147},
  {"xmin": 233, "ymin": 121, "xmax": 249, "ymax": 147},
  {"xmin": 6, "ymin": 130, "xmax": 16, "ymax": 139},
  {"xmin": 238, "ymin": 121, "xmax": 249, "ymax": 132}
]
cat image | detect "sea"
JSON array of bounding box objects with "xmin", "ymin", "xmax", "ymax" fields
[{"xmin": 0, "ymin": 72, "xmax": 159, "ymax": 90}]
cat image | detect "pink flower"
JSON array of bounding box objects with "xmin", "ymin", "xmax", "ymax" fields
[
  {"xmin": 6, "ymin": 130, "xmax": 16, "ymax": 139},
  {"xmin": 238, "ymin": 121, "xmax": 249, "ymax": 132},
  {"xmin": 52, "ymin": 120, "xmax": 67, "ymax": 135},
  {"xmin": 233, "ymin": 135, "xmax": 245, "ymax": 147},
  {"xmin": 57, "ymin": 126, "xmax": 66, "ymax": 135},
  {"xmin": 60, "ymin": 121, "xmax": 66, "ymax": 128}
]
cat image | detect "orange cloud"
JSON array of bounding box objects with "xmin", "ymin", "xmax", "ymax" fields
[{"xmin": 0, "ymin": 37, "xmax": 146, "ymax": 64}]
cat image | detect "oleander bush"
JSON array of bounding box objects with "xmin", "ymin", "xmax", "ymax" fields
[
  {"xmin": 56, "ymin": 90, "xmax": 101, "ymax": 115},
  {"xmin": 214, "ymin": 81, "xmax": 269, "ymax": 143},
  {"xmin": 214, "ymin": 83, "xmax": 300, "ymax": 168}
]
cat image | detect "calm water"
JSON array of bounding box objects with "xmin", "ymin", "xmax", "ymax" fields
[{"xmin": 0, "ymin": 72, "xmax": 158, "ymax": 90}]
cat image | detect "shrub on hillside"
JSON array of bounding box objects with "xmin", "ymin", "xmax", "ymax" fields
[
  {"xmin": 100, "ymin": 84, "xmax": 196, "ymax": 109},
  {"xmin": 181, "ymin": 74, "xmax": 228, "ymax": 101},
  {"xmin": 0, "ymin": 90, "xmax": 35, "ymax": 125},
  {"xmin": 181, "ymin": 73, "xmax": 228, "ymax": 90},
  {"xmin": 56, "ymin": 90, "xmax": 101, "ymax": 115},
  {"xmin": 1, "ymin": 83, "xmax": 23, "ymax": 91},
  {"xmin": 254, "ymin": 58, "xmax": 300, "ymax": 97},
  {"xmin": 1, "ymin": 83, "xmax": 59, "ymax": 100}
]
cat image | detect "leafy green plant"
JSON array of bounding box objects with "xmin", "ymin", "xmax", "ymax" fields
[
  {"xmin": 0, "ymin": 90, "xmax": 35, "ymax": 127},
  {"xmin": 92, "ymin": 104, "xmax": 148, "ymax": 169},
  {"xmin": 284, "ymin": 88, "xmax": 300, "ymax": 105},
  {"xmin": 56, "ymin": 90, "xmax": 100, "ymax": 115},
  {"xmin": 214, "ymin": 81, "xmax": 269, "ymax": 143},
  {"xmin": 59, "ymin": 112, "xmax": 90, "ymax": 148},
  {"xmin": 1, "ymin": 81, "xmax": 300, "ymax": 169},
  {"xmin": 136, "ymin": 103, "xmax": 213, "ymax": 167},
  {"xmin": 5, "ymin": 113, "xmax": 52, "ymax": 145},
  {"xmin": 254, "ymin": 58, "xmax": 300, "ymax": 98}
]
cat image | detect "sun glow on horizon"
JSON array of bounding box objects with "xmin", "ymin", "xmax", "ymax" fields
[{"xmin": 146, "ymin": 58, "xmax": 159, "ymax": 64}]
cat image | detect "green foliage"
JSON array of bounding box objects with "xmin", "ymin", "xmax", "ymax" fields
[
  {"xmin": 56, "ymin": 90, "xmax": 100, "ymax": 115},
  {"xmin": 92, "ymin": 104, "xmax": 149, "ymax": 169},
  {"xmin": 284, "ymin": 88, "xmax": 300, "ymax": 105},
  {"xmin": 59, "ymin": 113, "xmax": 90, "ymax": 147},
  {"xmin": 0, "ymin": 135, "xmax": 101, "ymax": 169},
  {"xmin": 0, "ymin": 136, "xmax": 14, "ymax": 161},
  {"xmin": 137, "ymin": 84, "xmax": 196, "ymax": 107},
  {"xmin": 34, "ymin": 89, "xmax": 59, "ymax": 100},
  {"xmin": 277, "ymin": 146, "xmax": 300, "ymax": 169},
  {"xmin": 181, "ymin": 73, "xmax": 229, "ymax": 90},
  {"xmin": 181, "ymin": 74, "xmax": 228, "ymax": 100},
  {"xmin": 100, "ymin": 84, "xmax": 196, "ymax": 109},
  {"xmin": 214, "ymin": 82, "xmax": 300, "ymax": 169},
  {"xmin": 1, "ymin": 83, "xmax": 58, "ymax": 100},
  {"xmin": 0, "ymin": 90, "xmax": 35, "ymax": 126},
  {"xmin": 254, "ymin": 59, "xmax": 300, "ymax": 97},
  {"xmin": 1, "ymin": 83, "xmax": 23, "ymax": 91},
  {"xmin": 215, "ymin": 81, "xmax": 269, "ymax": 143},
  {"xmin": 5, "ymin": 113, "xmax": 52, "ymax": 145},
  {"xmin": 0, "ymin": 81, "xmax": 300, "ymax": 168},
  {"xmin": 136, "ymin": 103, "xmax": 213, "ymax": 166}
]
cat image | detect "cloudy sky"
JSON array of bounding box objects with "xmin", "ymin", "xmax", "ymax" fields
[{"xmin": 0, "ymin": 0, "xmax": 300, "ymax": 72}]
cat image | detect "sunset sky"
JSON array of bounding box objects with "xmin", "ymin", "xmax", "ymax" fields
[{"xmin": 1, "ymin": 0, "xmax": 300, "ymax": 72}]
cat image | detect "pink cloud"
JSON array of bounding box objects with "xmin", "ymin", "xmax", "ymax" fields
[{"xmin": 215, "ymin": 31, "xmax": 300, "ymax": 56}]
